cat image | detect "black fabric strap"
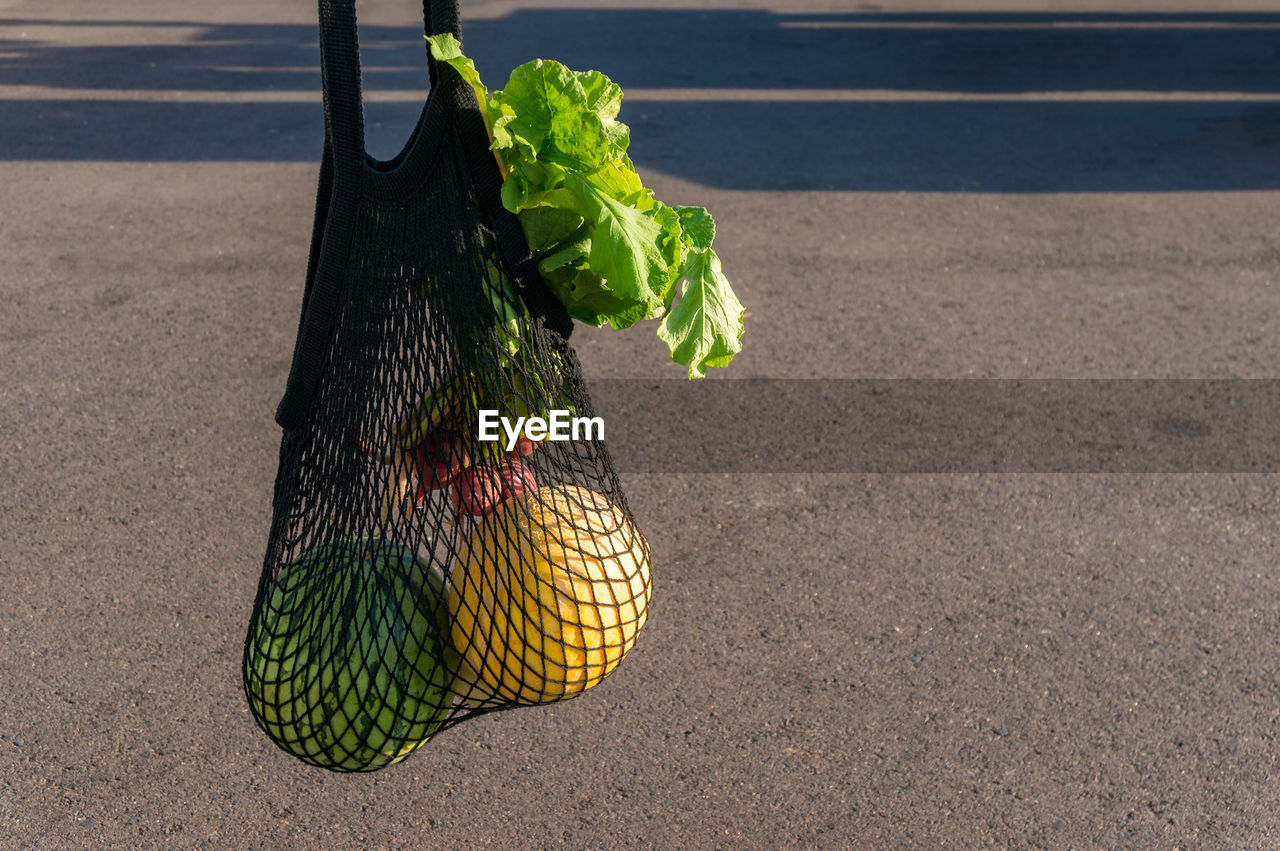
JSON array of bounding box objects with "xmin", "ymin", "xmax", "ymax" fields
[
  {"xmin": 279, "ymin": 0, "xmax": 463, "ymax": 431},
  {"xmin": 315, "ymin": 0, "xmax": 565, "ymax": 338},
  {"xmin": 277, "ymin": 0, "xmax": 570, "ymax": 431},
  {"xmin": 316, "ymin": 0, "xmax": 364, "ymax": 180},
  {"xmin": 318, "ymin": 0, "xmax": 460, "ymax": 180},
  {"xmin": 423, "ymin": 0, "xmax": 459, "ymax": 89}
]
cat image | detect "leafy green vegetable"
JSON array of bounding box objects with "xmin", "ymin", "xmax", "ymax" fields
[
  {"xmin": 428, "ymin": 33, "xmax": 744, "ymax": 378},
  {"xmin": 658, "ymin": 250, "xmax": 744, "ymax": 378}
]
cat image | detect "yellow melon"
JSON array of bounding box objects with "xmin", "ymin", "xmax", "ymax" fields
[{"xmin": 447, "ymin": 485, "xmax": 650, "ymax": 705}]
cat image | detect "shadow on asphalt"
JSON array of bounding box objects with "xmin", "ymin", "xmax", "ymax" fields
[{"xmin": 2, "ymin": 11, "xmax": 1279, "ymax": 190}]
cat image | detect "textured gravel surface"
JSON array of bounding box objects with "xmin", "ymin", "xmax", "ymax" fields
[{"xmin": 3, "ymin": 1, "xmax": 1280, "ymax": 847}]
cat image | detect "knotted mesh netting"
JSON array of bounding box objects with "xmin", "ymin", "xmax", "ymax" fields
[{"xmin": 242, "ymin": 0, "xmax": 651, "ymax": 772}]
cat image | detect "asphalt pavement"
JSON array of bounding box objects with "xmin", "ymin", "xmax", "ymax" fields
[{"xmin": 4, "ymin": 0, "xmax": 1280, "ymax": 846}]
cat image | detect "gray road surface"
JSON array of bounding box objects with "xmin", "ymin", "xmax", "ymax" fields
[{"xmin": 4, "ymin": 1, "xmax": 1280, "ymax": 846}]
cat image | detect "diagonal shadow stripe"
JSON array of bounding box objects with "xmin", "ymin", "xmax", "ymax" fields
[
  {"xmin": 3, "ymin": 97, "xmax": 1278, "ymax": 192},
  {"xmin": 589, "ymin": 379, "xmax": 1280, "ymax": 473},
  {"xmin": 1, "ymin": 11, "xmax": 1278, "ymax": 190}
]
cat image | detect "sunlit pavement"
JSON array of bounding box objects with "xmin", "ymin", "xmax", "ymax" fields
[{"xmin": 3, "ymin": 1, "xmax": 1279, "ymax": 845}]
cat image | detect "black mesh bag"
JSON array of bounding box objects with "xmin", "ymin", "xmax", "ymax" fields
[{"xmin": 242, "ymin": 0, "xmax": 651, "ymax": 772}]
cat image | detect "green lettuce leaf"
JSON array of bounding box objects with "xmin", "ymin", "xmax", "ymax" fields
[
  {"xmin": 576, "ymin": 181, "xmax": 672, "ymax": 322},
  {"xmin": 674, "ymin": 206, "xmax": 716, "ymax": 252},
  {"xmin": 517, "ymin": 206, "xmax": 584, "ymax": 252},
  {"xmin": 497, "ymin": 60, "xmax": 624, "ymax": 172},
  {"xmin": 427, "ymin": 33, "xmax": 745, "ymax": 376},
  {"xmin": 657, "ymin": 250, "xmax": 744, "ymax": 378},
  {"xmin": 425, "ymin": 34, "xmax": 501, "ymax": 130}
]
